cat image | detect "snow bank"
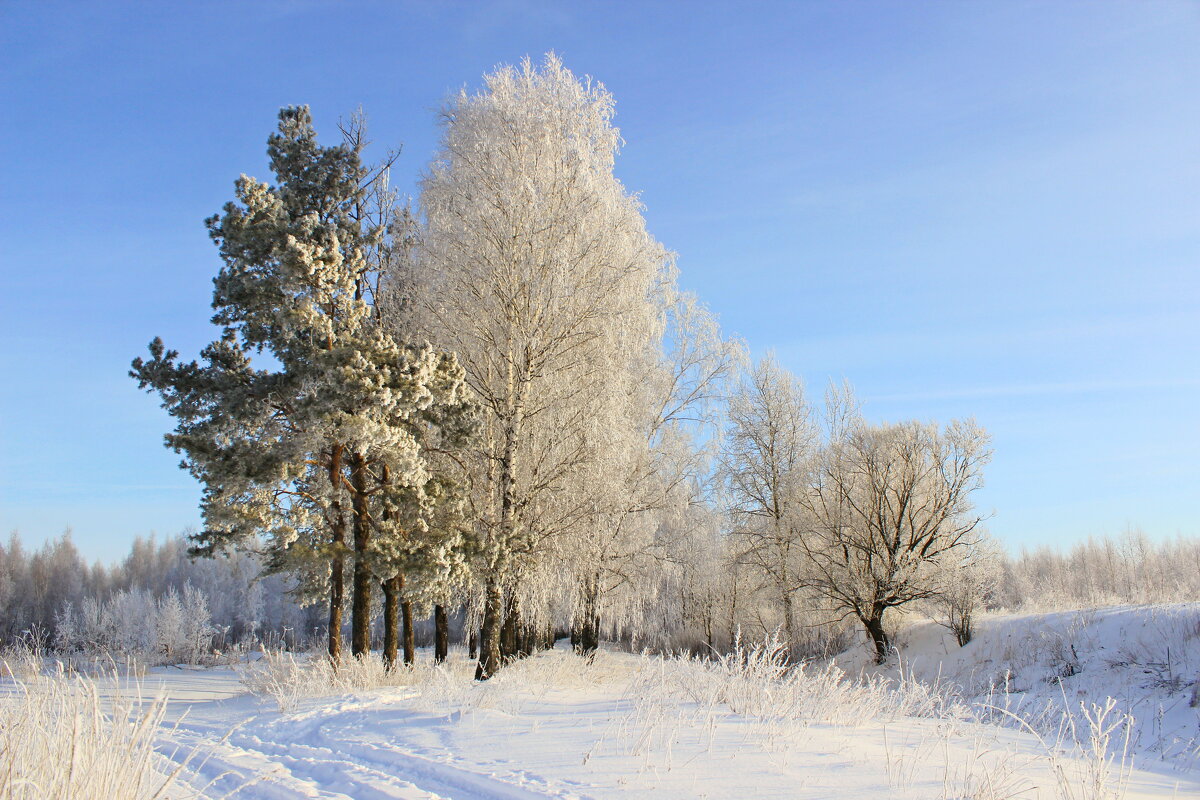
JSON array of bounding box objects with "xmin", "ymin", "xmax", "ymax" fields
[{"xmin": 838, "ymin": 604, "xmax": 1200, "ymax": 771}]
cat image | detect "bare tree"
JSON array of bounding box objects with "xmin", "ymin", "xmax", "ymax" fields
[
  {"xmin": 930, "ymin": 532, "xmax": 1001, "ymax": 646},
  {"xmin": 800, "ymin": 411, "xmax": 992, "ymax": 663},
  {"xmin": 569, "ymin": 291, "xmax": 743, "ymax": 654},
  {"xmin": 720, "ymin": 355, "xmax": 816, "ymax": 654}
]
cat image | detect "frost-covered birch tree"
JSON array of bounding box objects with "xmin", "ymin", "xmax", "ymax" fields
[
  {"xmin": 720, "ymin": 355, "xmax": 816, "ymax": 654},
  {"xmin": 567, "ymin": 290, "xmax": 743, "ymax": 654},
  {"xmin": 415, "ymin": 54, "xmax": 675, "ymax": 678}
]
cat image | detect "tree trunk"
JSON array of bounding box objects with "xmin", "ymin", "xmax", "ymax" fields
[
  {"xmin": 863, "ymin": 604, "xmax": 890, "ymax": 664},
  {"xmin": 578, "ymin": 613, "xmax": 599, "ymax": 655},
  {"xmin": 468, "ymin": 629, "xmax": 478, "ymax": 660},
  {"xmin": 727, "ymin": 569, "xmax": 739, "ymax": 651},
  {"xmin": 475, "ymin": 576, "xmax": 503, "ymax": 680},
  {"xmin": 780, "ymin": 583, "xmax": 796, "ymax": 661},
  {"xmin": 382, "ymin": 575, "xmax": 400, "ymax": 671},
  {"xmin": 402, "ymin": 599, "xmax": 415, "ymax": 666},
  {"xmin": 574, "ymin": 572, "xmax": 600, "ymax": 655},
  {"xmin": 329, "ymin": 552, "xmax": 345, "ymax": 665},
  {"xmin": 499, "ymin": 593, "xmax": 519, "ymax": 661},
  {"xmin": 776, "ymin": 532, "xmax": 797, "ymax": 659},
  {"xmin": 476, "ymin": 377, "xmax": 522, "ymax": 680},
  {"xmin": 327, "ymin": 444, "xmax": 346, "ymax": 665},
  {"xmin": 434, "ymin": 604, "xmax": 449, "ymax": 663},
  {"xmin": 350, "ymin": 452, "xmax": 372, "ymax": 659}
]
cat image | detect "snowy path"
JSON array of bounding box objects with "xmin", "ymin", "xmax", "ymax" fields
[
  {"xmin": 141, "ymin": 666, "xmax": 601, "ymax": 798},
  {"xmin": 170, "ymin": 705, "xmax": 594, "ymax": 799}
]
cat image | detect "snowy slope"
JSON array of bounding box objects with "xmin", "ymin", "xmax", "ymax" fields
[{"xmin": 833, "ymin": 604, "xmax": 1200, "ymax": 773}]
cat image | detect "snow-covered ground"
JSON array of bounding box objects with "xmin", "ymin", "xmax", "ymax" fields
[
  {"xmin": 11, "ymin": 605, "xmax": 1200, "ymax": 799},
  {"xmin": 836, "ymin": 604, "xmax": 1200, "ymax": 770}
]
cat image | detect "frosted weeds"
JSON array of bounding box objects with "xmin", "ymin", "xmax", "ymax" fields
[
  {"xmin": 0, "ymin": 666, "xmax": 196, "ymax": 800},
  {"xmin": 237, "ymin": 649, "xmax": 473, "ymax": 713}
]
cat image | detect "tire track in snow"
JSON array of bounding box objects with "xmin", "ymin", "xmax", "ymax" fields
[{"xmin": 164, "ymin": 706, "xmax": 595, "ymax": 800}]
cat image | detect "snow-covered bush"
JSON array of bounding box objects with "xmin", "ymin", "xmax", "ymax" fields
[
  {"xmin": 55, "ymin": 586, "xmax": 215, "ymax": 666},
  {"xmin": 931, "ymin": 534, "xmax": 1002, "ymax": 646}
]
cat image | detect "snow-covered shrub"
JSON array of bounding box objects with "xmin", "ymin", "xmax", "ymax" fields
[
  {"xmin": 238, "ymin": 647, "xmax": 477, "ymax": 712},
  {"xmin": 931, "ymin": 534, "xmax": 1002, "ymax": 647},
  {"xmin": 55, "ymin": 586, "xmax": 215, "ymax": 666}
]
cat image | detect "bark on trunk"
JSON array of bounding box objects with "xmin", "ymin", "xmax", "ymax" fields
[
  {"xmin": 776, "ymin": 529, "xmax": 796, "ymax": 660},
  {"xmin": 350, "ymin": 452, "xmax": 372, "ymax": 659},
  {"xmin": 780, "ymin": 583, "xmax": 796, "ymax": 661},
  {"xmin": 517, "ymin": 621, "xmax": 534, "ymax": 658},
  {"xmin": 434, "ymin": 604, "xmax": 449, "ymax": 664},
  {"xmin": 468, "ymin": 630, "xmax": 478, "ymax": 660},
  {"xmin": 401, "ymin": 599, "xmax": 415, "ymax": 666},
  {"xmin": 499, "ymin": 594, "xmax": 518, "ymax": 661},
  {"xmin": 863, "ymin": 605, "xmax": 890, "ymax": 664},
  {"xmin": 476, "ymin": 368, "xmax": 524, "ymax": 680},
  {"xmin": 382, "ymin": 575, "xmax": 400, "ymax": 671},
  {"xmin": 577, "ymin": 614, "xmax": 599, "ymax": 655},
  {"xmin": 327, "ymin": 444, "xmax": 347, "ymax": 665},
  {"xmin": 475, "ymin": 576, "xmax": 503, "ymax": 680},
  {"xmin": 328, "ymin": 554, "xmax": 344, "ymax": 664},
  {"xmin": 574, "ymin": 572, "xmax": 600, "ymax": 655}
]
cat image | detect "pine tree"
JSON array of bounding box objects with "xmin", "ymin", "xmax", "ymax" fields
[{"xmin": 132, "ymin": 106, "xmax": 474, "ymax": 664}]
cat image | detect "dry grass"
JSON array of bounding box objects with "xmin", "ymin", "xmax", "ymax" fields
[{"xmin": 0, "ymin": 666, "xmax": 195, "ymax": 800}]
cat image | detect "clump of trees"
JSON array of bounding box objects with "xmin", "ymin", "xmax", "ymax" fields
[
  {"xmin": 719, "ymin": 358, "xmax": 993, "ymax": 663},
  {"xmin": 132, "ymin": 107, "xmax": 477, "ymax": 669},
  {"xmin": 1000, "ymin": 529, "xmax": 1200, "ymax": 610},
  {"xmin": 56, "ymin": 586, "xmax": 215, "ymax": 665}
]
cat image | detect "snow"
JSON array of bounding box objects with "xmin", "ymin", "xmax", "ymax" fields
[
  {"xmin": 6, "ymin": 605, "xmax": 1193, "ymax": 797},
  {"xmin": 70, "ymin": 608, "xmax": 1189, "ymax": 798},
  {"xmin": 834, "ymin": 604, "xmax": 1200, "ymax": 771}
]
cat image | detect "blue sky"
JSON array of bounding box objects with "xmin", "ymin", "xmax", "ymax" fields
[{"xmin": 1, "ymin": 1, "xmax": 1197, "ymax": 562}]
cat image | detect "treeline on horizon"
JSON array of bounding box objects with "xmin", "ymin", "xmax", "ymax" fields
[{"xmin": 3, "ymin": 526, "xmax": 1195, "ymax": 664}]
